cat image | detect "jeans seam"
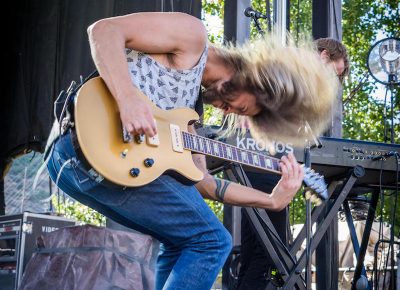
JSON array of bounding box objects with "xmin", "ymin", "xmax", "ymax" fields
[{"xmin": 157, "ymin": 177, "xmax": 226, "ymax": 256}]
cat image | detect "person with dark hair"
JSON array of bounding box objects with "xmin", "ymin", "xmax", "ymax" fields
[
  {"xmin": 237, "ymin": 37, "xmax": 349, "ymax": 290},
  {"xmin": 46, "ymin": 12, "xmax": 339, "ymax": 290},
  {"xmin": 315, "ymin": 37, "xmax": 350, "ymax": 83}
]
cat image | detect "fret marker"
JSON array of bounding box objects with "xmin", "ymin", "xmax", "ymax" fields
[
  {"xmin": 241, "ymin": 151, "xmax": 248, "ymax": 162},
  {"xmin": 227, "ymin": 147, "xmax": 232, "ymax": 158},
  {"xmin": 265, "ymin": 158, "xmax": 272, "ymax": 168},
  {"xmin": 193, "ymin": 137, "xmax": 198, "ymax": 150},
  {"xmin": 213, "ymin": 143, "xmax": 219, "ymax": 156},
  {"xmin": 253, "ymin": 154, "xmax": 259, "ymax": 165},
  {"xmin": 206, "ymin": 140, "xmax": 211, "ymax": 153},
  {"xmin": 199, "ymin": 139, "xmax": 204, "ymax": 151}
]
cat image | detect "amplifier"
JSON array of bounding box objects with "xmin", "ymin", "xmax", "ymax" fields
[{"xmin": 0, "ymin": 212, "xmax": 76, "ymax": 290}]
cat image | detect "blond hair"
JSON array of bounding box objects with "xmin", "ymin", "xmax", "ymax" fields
[{"xmin": 216, "ymin": 34, "xmax": 339, "ymax": 147}]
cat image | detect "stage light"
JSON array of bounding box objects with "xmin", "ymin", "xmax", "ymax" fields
[
  {"xmin": 366, "ymin": 37, "xmax": 399, "ymax": 144},
  {"xmin": 367, "ymin": 37, "xmax": 400, "ymax": 85}
]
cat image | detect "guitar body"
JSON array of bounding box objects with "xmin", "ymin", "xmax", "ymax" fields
[{"xmin": 74, "ymin": 77, "xmax": 204, "ymax": 187}]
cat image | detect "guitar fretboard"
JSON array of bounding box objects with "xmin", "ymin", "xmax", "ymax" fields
[{"xmin": 182, "ymin": 131, "xmax": 281, "ymax": 173}]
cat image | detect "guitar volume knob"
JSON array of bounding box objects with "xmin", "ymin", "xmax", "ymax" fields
[
  {"xmin": 135, "ymin": 134, "xmax": 145, "ymax": 144},
  {"xmin": 129, "ymin": 168, "xmax": 140, "ymax": 177},
  {"xmin": 144, "ymin": 158, "xmax": 155, "ymax": 167}
]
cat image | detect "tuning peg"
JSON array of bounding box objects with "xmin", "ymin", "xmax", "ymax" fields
[
  {"xmin": 315, "ymin": 198, "xmax": 322, "ymax": 206},
  {"xmin": 310, "ymin": 194, "xmax": 319, "ymax": 203},
  {"xmin": 305, "ymin": 190, "xmax": 313, "ymax": 200}
]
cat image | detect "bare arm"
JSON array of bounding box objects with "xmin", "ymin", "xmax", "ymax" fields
[
  {"xmin": 189, "ymin": 126, "xmax": 304, "ymax": 211},
  {"xmin": 87, "ymin": 12, "xmax": 207, "ymax": 136}
]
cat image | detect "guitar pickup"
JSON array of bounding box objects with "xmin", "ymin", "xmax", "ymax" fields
[{"xmin": 170, "ymin": 124, "xmax": 183, "ymax": 153}]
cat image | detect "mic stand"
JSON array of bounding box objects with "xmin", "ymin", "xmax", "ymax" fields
[
  {"xmin": 388, "ymin": 74, "xmax": 397, "ymax": 289},
  {"xmin": 251, "ymin": 16, "xmax": 264, "ymax": 35},
  {"xmin": 388, "ymin": 74, "xmax": 397, "ymax": 144},
  {"xmin": 384, "ymin": 73, "xmax": 398, "ymax": 289},
  {"xmin": 304, "ymin": 140, "xmax": 312, "ymax": 290},
  {"xmin": 303, "ymin": 121, "xmax": 322, "ymax": 289}
]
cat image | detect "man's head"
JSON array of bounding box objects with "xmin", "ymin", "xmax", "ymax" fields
[
  {"xmin": 202, "ymin": 46, "xmax": 262, "ymax": 116},
  {"xmin": 315, "ymin": 38, "xmax": 349, "ymax": 83},
  {"xmin": 203, "ymin": 34, "xmax": 340, "ymax": 146}
]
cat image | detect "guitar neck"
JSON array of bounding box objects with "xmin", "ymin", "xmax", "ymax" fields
[{"xmin": 182, "ymin": 131, "xmax": 281, "ymax": 174}]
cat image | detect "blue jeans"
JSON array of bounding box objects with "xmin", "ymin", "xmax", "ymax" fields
[{"xmin": 47, "ymin": 131, "xmax": 232, "ymax": 290}]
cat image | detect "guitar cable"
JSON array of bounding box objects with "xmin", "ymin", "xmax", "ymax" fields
[{"xmin": 56, "ymin": 70, "xmax": 100, "ymax": 136}]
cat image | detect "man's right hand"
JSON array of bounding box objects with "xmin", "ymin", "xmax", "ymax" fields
[{"xmin": 117, "ymin": 93, "xmax": 158, "ymax": 137}]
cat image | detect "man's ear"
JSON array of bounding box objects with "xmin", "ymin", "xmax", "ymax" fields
[{"xmin": 319, "ymin": 49, "xmax": 330, "ymax": 63}]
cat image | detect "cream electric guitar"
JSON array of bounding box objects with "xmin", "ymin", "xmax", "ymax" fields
[{"xmin": 74, "ymin": 77, "xmax": 328, "ymax": 201}]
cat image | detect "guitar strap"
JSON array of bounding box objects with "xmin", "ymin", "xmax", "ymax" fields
[
  {"xmin": 69, "ymin": 128, "xmax": 124, "ymax": 189},
  {"xmin": 194, "ymin": 88, "xmax": 204, "ymax": 120},
  {"xmin": 43, "ymin": 71, "xmax": 100, "ymax": 161}
]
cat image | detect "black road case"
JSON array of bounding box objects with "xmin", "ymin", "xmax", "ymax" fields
[{"xmin": 0, "ymin": 212, "xmax": 76, "ymax": 290}]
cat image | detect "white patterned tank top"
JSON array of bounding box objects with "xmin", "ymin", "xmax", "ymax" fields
[{"xmin": 126, "ymin": 45, "xmax": 208, "ymax": 110}]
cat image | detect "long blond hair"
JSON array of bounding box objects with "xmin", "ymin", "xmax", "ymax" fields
[{"xmin": 217, "ymin": 34, "xmax": 339, "ymax": 147}]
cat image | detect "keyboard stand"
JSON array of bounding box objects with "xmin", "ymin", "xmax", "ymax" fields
[
  {"xmin": 220, "ymin": 162, "xmax": 365, "ymax": 289},
  {"xmin": 342, "ymin": 190, "xmax": 378, "ymax": 290}
]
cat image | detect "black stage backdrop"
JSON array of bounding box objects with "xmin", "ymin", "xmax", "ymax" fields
[{"xmin": 1, "ymin": 0, "xmax": 201, "ymax": 214}]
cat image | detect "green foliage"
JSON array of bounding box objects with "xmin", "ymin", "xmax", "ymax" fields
[
  {"xmin": 202, "ymin": 0, "xmax": 225, "ymax": 127},
  {"xmin": 202, "ymin": 0, "xmax": 224, "ymax": 17},
  {"xmin": 342, "ymin": 0, "xmax": 400, "ymax": 145},
  {"xmin": 203, "ymin": 103, "xmax": 224, "ymax": 125},
  {"xmin": 52, "ymin": 195, "xmax": 105, "ymax": 226},
  {"xmin": 289, "ymin": 0, "xmax": 312, "ymax": 42},
  {"xmin": 206, "ymin": 199, "xmax": 224, "ymax": 222},
  {"xmin": 202, "ymin": 0, "xmax": 225, "ymax": 44},
  {"xmin": 289, "ymin": 190, "xmax": 307, "ymax": 225},
  {"xmin": 342, "ymin": 0, "xmax": 400, "ymax": 235}
]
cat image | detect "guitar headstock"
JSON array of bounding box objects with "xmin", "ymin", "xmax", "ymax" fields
[{"xmin": 302, "ymin": 166, "xmax": 329, "ymax": 205}]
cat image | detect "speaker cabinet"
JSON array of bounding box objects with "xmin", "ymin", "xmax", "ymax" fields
[{"xmin": 0, "ymin": 212, "xmax": 76, "ymax": 290}]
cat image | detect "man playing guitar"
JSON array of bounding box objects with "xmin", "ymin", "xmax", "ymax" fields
[{"xmin": 47, "ymin": 12, "xmax": 338, "ymax": 290}]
